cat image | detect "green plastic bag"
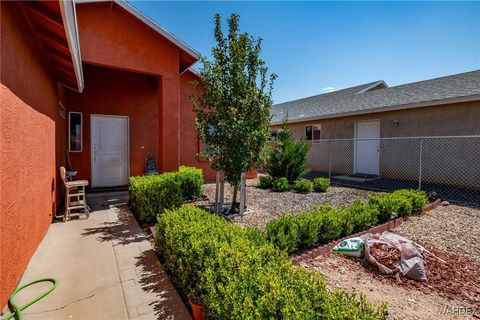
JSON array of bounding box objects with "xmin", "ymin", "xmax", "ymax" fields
[{"xmin": 332, "ymin": 237, "xmax": 365, "ymax": 258}]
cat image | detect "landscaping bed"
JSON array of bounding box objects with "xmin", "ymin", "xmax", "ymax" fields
[
  {"xmin": 394, "ymin": 204, "xmax": 480, "ymax": 263},
  {"xmin": 302, "ymin": 253, "xmax": 477, "ymax": 320},
  {"xmin": 301, "ymin": 205, "xmax": 480, "ymax": 320},
  {"xmin": 193, "ymin": 176, "xmax": 375, "ymax": 228}
]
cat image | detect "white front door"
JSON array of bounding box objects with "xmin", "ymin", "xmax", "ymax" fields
[
  {"xmin": 354, "ymin": 120, "xmax": 380, "ymax": 175},
  {"xmin": 91, "ymin": 115, "xmax": 129, "ymax": 187}
]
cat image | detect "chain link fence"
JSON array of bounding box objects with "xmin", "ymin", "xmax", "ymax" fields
[{"xmin": 306, "ymin": 136, "xmax": 480, "ymax": 206}]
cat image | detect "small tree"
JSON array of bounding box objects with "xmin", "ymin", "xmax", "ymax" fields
[{"xmin": 192, "ymin": 13, "xmax": 276, "ymax": 209}]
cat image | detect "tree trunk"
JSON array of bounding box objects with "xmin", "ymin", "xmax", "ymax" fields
[{"xmin": 232, "ymin": 184, "xmax": 239, "ymax": 207}]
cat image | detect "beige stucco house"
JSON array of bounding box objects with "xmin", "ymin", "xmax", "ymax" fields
[{"xmin": 270, "ymin": 70, "xmax": 480, "ymax": 200}]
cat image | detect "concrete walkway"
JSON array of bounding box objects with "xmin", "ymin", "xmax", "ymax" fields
[{"xmin": 3, "ymin": 194, "xmax": 191, "ymax": 320}]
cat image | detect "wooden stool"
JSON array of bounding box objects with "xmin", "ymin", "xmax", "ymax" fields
[{"xmin": 60, "ymin": 167, "xmax": 89, "ymax": 221}]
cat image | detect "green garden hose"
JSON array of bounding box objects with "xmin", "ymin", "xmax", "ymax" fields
[{"xmin": 5, "ymin": 278, "xmax": 57, "ymax": 320}]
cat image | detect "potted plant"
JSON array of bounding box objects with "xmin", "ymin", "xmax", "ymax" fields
[{"xmin": 189, "ymin": 299, "xmax": 206, "ymax": 320}]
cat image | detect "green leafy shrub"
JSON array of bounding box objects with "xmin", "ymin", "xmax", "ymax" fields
[
  {"xmin": 314, "ymin": 205, "xmax": 344, "ymax": 243},
  {"xmin": 296, "ymin": 211, "xmax": 321, "ymax": 248},
  {"xmin": 156, "ymin": 205, "xmax": 387, "ymax": 319},
  {"xmin": 368, "ymin": 194, "xmax": 396, "ymax": 223},
  {"xmin": 294, "ymin": 179, "xmax": 313, "ymax": 193},
  {"xmin": 266, "ymin": 122, "xmax": 310, "ymax": 182},
  {"xmin": 393, "ymin": 189, "xmax": 428, "ymax": 213},
  {"xmin": 265, "ymin": 189, "xmax": 428, "ymax": 254},
  {"xmin": 272, "ymin": 177, "xmax": 289, "ymax": 192},
  {"xmin": 265, "ymin": 213, "xmax": 300, "ymax": 254},
  {"xmin": 369, "ymin": 189, "xmax": 428, "ymax": 221},
  {"xmin": 258, "ymin": 175, "xmax": 273, "ymax": 189},
  {"xmin": 312, "ymin": 177, "xmax": 330, "ymax": 192},
  {"xmin": 349, "ymin": 199, "xmax": 379, "ymax": 233},
  {"xmin": 129, "ymin": 166, "xmax": 204, "ymax": 222},
  {"xmin": 129, "ymin": 173, "xmax": 183, "ymax": 223},
  {"xmin": 178, "ymin": 166, "xmax": 204, "ymax": 200}
]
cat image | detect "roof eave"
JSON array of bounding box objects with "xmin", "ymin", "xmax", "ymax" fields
[
  {"xmin": 59, "ymin": 0, "xmax": 84, "ymax": 92},
  {"xmin": 59, "ymin": 0, "xmax": 85, "ymax": 92},
  {"xmin": 270, "ymin": 94, "xmax": 480, "ymax": 125}
]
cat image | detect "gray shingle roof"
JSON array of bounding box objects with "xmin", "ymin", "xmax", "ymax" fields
[{"xmin": 271, "ymin": 70, "xmax": 480, "ymax": 123}]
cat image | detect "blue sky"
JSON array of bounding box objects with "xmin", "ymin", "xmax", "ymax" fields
[{"xmin": 132, "ymin": 1, "xmax": 480, "ymax": 103}]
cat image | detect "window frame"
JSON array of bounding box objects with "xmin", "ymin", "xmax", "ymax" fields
[
  {"xmin": 68, "ymin": 111, "xmax": 83, "ymax": 152},
  {"xmin": 305, "ymin": 124, "xmax": 321, "ymax": 141}
]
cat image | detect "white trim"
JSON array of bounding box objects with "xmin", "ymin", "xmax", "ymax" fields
[
  {"xmin": 355, "ymin": 80, "xmax": 388, "ymax": 94},
  {"xmin": 59, "ymin": 0, "xmax": 84, "ymax": 92},
  {"xmin": 270, "ymin": 94, "xmax": 480, "ymax": 126},
  {"xmin": 90, "ymin": 114, "xmax": 130, "ymax": 188},
  {"xmin": 75, "ymin": 0, "xmax": 201, "ymax": 61},
  {"xmin": 68, "ymin": 112, "xmax": 83, "ymax": 152}
]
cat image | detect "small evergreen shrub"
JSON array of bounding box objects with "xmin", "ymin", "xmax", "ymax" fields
[
  {"xmin": 312, "ymin": 178, "xmax": 330, "ymax": 192},
  {"xmin": 128, "ymin": 166, "xmax": 205, "ymax": 223},
  {"xmin": 315, "ymin": 205, "xmax": 344, "ymax": 243},
  {"xmin": 156, "ymin": 205, "xmax": 387, "ymax": 319},
  {"xmin": 349, "ymin": 199, "xmax": 379, "ymax": 233},
  {"xmin": 272, "ymin": 177, "xmax": 289, "ymax": 192},
  {"xmin": 178, "ymin": 166, "xmax": 204, "ymax": 200},
  {"xmin": 394, "ymin": 189, "xmax": 428, "ymax": 213},
  {"xmin": 129, "ymin": 173, "xmax": 182, "ymax": 223},
  {"xmin": 296, "ymin": 211, "xmax": 321, "ymax": 248},
  {"xmin": 369, "ymin": 189, "xmax": 428, "ymax": 221},
  {"xmin": 266, "ymin": 122, "xmax": 310, "ymax": 182},
  {"xmin": 265, "ymin": 213, "xmax": 300, "ymax": 254},
  {"xmin": 294, "ymin": 179, "xmax": 313, "ymax": 193},
  {"xmin": 258, "ymin": 175, "xmax": 273, "ymax": 189},
  {"xmin": 368, "ymin": 194, "xmax": 396, "ymax": 223},
  {"xmin": 265, "ymin": 189, "xmax": 428, "ymax": 254}
]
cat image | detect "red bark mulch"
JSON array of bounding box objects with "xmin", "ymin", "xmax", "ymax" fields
[{"xmin": 365, "ymin": 243, "xmax": 480, "ymax": 307}]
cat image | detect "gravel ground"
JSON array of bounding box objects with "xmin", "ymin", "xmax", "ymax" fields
[
  {"xmin": 394, "ymin": 204, "xmax": 480, "ymax": 263},
  {"xmin": 302, "ymin": 254, "xmax": 478, "ymax": 320},
  {"xmin": 193, "ymin": 176, "xmax": 375, "ymax": 228}
]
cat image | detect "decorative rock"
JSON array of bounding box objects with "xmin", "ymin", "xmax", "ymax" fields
[{"xmin": 441, "ymin": 201, "xmax": 450, "ymax": 206}]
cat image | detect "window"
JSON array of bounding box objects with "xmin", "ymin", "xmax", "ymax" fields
[
  {"xmin": 269, "ymin": 130, "xmax": 279, "ymax": 140},
  {"xmin": 69, "ymin": 112, "xmax": 82, "ymax": 152},
  {"xmin": 305, "ymin": 125, "xmax": 321, "ymax": 141},
  {"xmin": 199, "ymin": 125, "xmax": 217, "ymax": 156}
]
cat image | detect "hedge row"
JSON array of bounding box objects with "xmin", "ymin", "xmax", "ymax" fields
[
  {"xmin": 156, "ymin": 205, "xmax": 387, "ymax": 320},
  {"xmin": 128, "ymin": 166, "xmax": 203, "ymax": 223},
  {"xmin": 260, "ymin": 175, "xmax": 331, "ymax": 193},
  {"xmin": 266, "ymin": 189, "xmax": 428, "ymax": 254}
]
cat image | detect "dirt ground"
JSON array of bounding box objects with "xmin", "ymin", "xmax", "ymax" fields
[
  {"xmin": 302, "ymin": 254, "xmax": 479, "ymax": 320},
  {"xmin": 301, "ymin": 204, "xmax": 480, "ymax": 320}
]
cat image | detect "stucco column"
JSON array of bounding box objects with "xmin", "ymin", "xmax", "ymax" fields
[{"xmin": 159, "ymin": 74, "xmax": 180, "ymax": 172}]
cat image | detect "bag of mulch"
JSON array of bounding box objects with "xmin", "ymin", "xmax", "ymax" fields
[
  {"xmin": 332, "ymin": 237, "xmax": 365, "ymax": 258},
  {"xmin": 364, "ymin": 231, "xmax": 427, "ymax": 281}
]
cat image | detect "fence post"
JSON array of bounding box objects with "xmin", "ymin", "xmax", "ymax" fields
[
  {"xmin": 328, "ymin": 140, "xmax": 332, "ymax": 180},
  {"xmin": 239, "ymin": 172, "xmax": 246, "ymax": 216},
  {"xmin": 214, "ymin": 170, "xmax": 220, "ymax": 213},
  {"xmin": 418, "ymin": 138, "xmax": 423, "ymax": 190},
  {"xmin": 219, "ymin": 170, "xmax": 225, "ymax": 210}
]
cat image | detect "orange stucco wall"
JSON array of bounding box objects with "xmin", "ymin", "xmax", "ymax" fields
[
  {"xmin": 1, "ymin": 2, "xmax": 66, "ymax": 307},
  {"xmin": 180, "ymin": 71, "xmax": 216, "ymax": 181},
  {"xmin": 75, "ymin": 2, "xmax": 181, "ymax": 172},
  {"xmin": 64, "ymin": 64, "xmax": 160, "ymax": 182}
]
